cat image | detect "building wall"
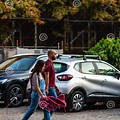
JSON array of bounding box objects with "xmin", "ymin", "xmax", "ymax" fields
[{"xmin": 0, "ymin": 19, "xmax": 120, "ymax": 54}]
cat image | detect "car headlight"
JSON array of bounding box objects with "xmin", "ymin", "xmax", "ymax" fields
[{"xmin": 0, "ymin": 79, "xmax": 8, "ymax": 84}]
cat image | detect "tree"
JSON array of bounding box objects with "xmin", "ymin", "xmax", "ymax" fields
[
  {"xmin": 1, "ymin": 0, "xmax": 120, "ymax": 46},
  {"xmin": 94, "ymin": 0, "xmax": 120, "ymax": 21},
  {"xmin": 1, "ymin": 0, "xmax": 120, "ymax": 23},
  {"xmin": 0, "ymin": 0, "xmax": 44, "ymax": 24},
  {"xmin": 39, "ymin": 0, "xmax": 79, "ymax": 20},
  {"xmin": 41, "ymin": 0, "xmax": 120, "ymax": 21},
  {"xmin": 75, "ymin": 0, "xmax": 120, "ymax": 21},
  {"xmin": 86, "ymin": 38, "xmax": 120, "ymax": 70}
]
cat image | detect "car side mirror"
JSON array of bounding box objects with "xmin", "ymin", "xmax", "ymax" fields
[
  {"xmin": 115, "ymin": 72, "xmax": 120, "ymax": 80},
  {"xmin": 57, "ymin": 54, "xmax": 62, "ymax": 59}
]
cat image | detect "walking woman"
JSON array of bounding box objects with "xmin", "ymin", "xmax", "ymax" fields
[{"xmin": 22, "ymin": 60, "xmax": 46, "ymax": 120}]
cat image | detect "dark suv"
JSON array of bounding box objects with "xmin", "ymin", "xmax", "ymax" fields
[{"xmin": 0, "ymin": 54, "xmax": 40, "ymax": 107}]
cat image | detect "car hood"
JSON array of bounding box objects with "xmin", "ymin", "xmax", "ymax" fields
[{"xmin": 0, "ymin": 70, "xmax": 29, "ymax": 80}]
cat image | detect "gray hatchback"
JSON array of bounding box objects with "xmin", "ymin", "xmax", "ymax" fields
[{"xmin": 54, "ymin": 56, "xmax": 120, "ymax": 112}]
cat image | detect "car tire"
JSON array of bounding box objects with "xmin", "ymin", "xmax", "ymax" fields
[
  {"xmin": 67, "ymin": 91, "xmax": 85, "ymax": 112},
  {"xmin": 5, "ymin": 84, "xmax": 24, "ymax": 107}
]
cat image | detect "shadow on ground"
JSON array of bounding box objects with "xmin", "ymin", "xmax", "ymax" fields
[{"xmin": 0, "ymin": 101, "xmax": 120, "ymax": 113}]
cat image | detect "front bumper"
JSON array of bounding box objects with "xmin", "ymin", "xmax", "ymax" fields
[
  {"xmin": 0, "ymin": 92, "xmax": 2, "ymax": 99},
  {"xmin": 0, "ymin": 83, "xmax": 7, "ymax": 100}
]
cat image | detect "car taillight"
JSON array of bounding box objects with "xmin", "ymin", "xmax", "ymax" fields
[{"xmin": 57, "ymin": 74, "xmax": 73, "ymax": 81}]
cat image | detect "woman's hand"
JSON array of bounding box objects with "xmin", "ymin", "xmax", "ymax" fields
[{"xmin": 41, "ymin": 95, "xmax": 46, "ymax": 99}]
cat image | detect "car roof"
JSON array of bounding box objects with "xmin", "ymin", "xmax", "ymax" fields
[
  {"xmin": 12, "ymin": 53, "xmax": 42, "ymax": 57},
  {"xmin": 54, "ymin": 58, "xmax": 100, "ymax": 64},
  {"xmin": 11, "ymin": 53, "xmax": 82, "ymax": 60},
  {"xmin": 11, "ymin": 54, "xmax": 101, "ymax": 63}
]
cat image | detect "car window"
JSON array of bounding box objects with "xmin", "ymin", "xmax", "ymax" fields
[
  {"xmin": 80, "ymin": 62, "xmax": 96, "ymax": 74},
  {"xmin": 96, "ymin": 62, "xmax": 116, "ymax": 76},
  {"xmin": 53, "ymin": 62, "xmax": 68, "ymax": 73},
  {"xmin": 0, "ymin": 57, "xmax": 36, "ymax": 71},
  {"xmin": 9, "ymin": 58, "xmax": 36, "ymax": 71},
  {"xmin": 74, "ymin": 63, "xmax": 81, "ymax": 72}
]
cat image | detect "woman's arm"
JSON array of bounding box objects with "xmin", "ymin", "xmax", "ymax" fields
[
  {"xmin": 36, "ymin": 86, "xmax": 45, "ymax": 99},
  {"xmin": 33, "ymin": 73, "xmax": 45, "ymax": 99}
]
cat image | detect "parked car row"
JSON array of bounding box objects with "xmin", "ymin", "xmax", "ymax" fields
[
  {"xmin": 0, "ymin": 53, "xmax": 120, "ymax": 112},
  {"xmin": 0, "ymin": 53, "xmax": 77, "ymax": 107}
]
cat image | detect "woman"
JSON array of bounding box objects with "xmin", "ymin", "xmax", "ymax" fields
[{"xmin": 22, "ymin": 60, "xmax": 47, "ymax": 120}]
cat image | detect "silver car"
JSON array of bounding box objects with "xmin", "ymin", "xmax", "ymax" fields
[{"xmin": 54, "ymin": 57, "xmax": 120, "ymax": 112}]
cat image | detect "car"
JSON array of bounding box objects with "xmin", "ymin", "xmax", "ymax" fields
[
  {"xmin": 0, "ymin": 53, "xmax": 76, "ymax": 107},
  {"xmin": 0, "ymin": 54, "xmax": 40, "ymax": 107},
  {"xmin": 53, "ymin": 56, "xmax": 120, "ymax": 112}
]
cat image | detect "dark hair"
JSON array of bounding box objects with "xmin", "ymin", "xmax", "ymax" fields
[{"xmin": 30, "ymin": 60, "xmax": 45, "ymax": 80}]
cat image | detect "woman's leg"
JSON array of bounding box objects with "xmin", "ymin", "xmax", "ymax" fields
[
  {"xmin": 40, "ymin": 79, "xmax": 51, "ymax": 120},
  {"xmin": 44, "ymin": 108, "xmax": 51, "ymax": 120},
  {"xmin": 22, "ymin": 93, "xmax": 39, "ymax": 120}
]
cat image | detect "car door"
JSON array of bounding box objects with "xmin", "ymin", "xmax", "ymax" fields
[
  {"xmin": 95, "ymin": 62, "xmax": 120, "ymax": 97},
  {"xmin": 79, "ymin": 62, "xmax": 103, "ymax": 97}
]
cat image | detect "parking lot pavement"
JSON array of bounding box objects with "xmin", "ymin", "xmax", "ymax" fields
[{"xmin": 0, "ymin": 102, "xmax": 120, "ymax": 120}]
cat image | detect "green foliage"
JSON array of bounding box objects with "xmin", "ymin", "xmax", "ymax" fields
[
  {"xmin": 1, "ymin": 0, "xmax": 120, "ymax": 23},
  {"xmin": 78, "ymin": 0, "xmax": 120, "ymax": 21},
  {"xmin": 39, "ymin": 0, "xmax": 79, "ymax": 20},
  {"xmin": 0, "ymin": 0, "xmax": 44, "ymax": 24},
  {"xmin": 86, "ymin": 38, "xmax": 120, "ymax": 70}
]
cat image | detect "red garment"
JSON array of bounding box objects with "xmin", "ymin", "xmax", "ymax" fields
[
  {"xmin": 45, "ymin": 59, "xmax": 55, "ymax": 87},
  {"xmin": 39, "ymin": 94, "xmax": 67, "ymax": 111}
]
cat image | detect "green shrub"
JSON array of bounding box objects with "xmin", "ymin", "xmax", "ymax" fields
[{"xmin": 86, "ymin": 38, "xmax": 120, "ymax": 70}]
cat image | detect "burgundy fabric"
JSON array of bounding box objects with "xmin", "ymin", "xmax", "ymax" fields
[
  {"xmin": 45, "ymin": 59, "xmax": 55, "ymax": 87},
  {"xmin": 39, "ymin": 94, "xmax": 66, "ymax": 111}
]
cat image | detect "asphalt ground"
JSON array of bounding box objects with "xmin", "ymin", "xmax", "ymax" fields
[{"xmin": 1, "ymin": 101, "xmax": 120, "ymax": 120}]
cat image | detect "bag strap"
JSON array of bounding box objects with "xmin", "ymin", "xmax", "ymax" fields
[{"xmin": 37, "ymin": 74, "xmax": 40, "ymax": 85}]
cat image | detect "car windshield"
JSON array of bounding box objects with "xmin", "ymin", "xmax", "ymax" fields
[{"xmin": 0, "ymin": 56, "xmax": 36, "ymax": 71}]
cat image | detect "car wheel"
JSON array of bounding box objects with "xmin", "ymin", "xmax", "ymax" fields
[
  {"xmin": 5, "ymin": 84, "xmax": 24, "ymax": 107},
  {"xmin": 67, "ymin": 91, "xmax": 85, "ymax": 112}
]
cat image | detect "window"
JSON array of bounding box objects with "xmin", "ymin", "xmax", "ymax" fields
[
  {"xmin": 96, "ymin": 62, "xmax": 116, "ymax": 76},
  {"xmin": 53, "ymin": 62, "xmax": 68, "ymax": 73},
  {"xmin": 80, "ymin": 62, "xmax": 96, "ymax": 74},
  {"xmin": 0, "ymin": 57, "xmax": 36, "ymax": 71},
  {"xmin": 74, "ymin": 63, "xmax": 81, "ymax": 72}
]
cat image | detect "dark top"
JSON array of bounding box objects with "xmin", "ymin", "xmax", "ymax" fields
[{"xmin": 45, "ymin": 59, "xmax": 55, "ymax": 87}]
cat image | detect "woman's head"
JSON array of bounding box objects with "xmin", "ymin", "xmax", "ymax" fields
[
  {"xmin": 34, "ymin": 60, "xmax": 45, "ymax": 73},
  {"xmin": 31, "ymin": 60, "xmax": 45, "ymax": 76},
  {"xmin": 30, "ymin": 60, "xmax": 45, "ymax": 79}
]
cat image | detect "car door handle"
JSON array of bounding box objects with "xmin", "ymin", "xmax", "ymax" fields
[{"xmin": 103, "ymin": 79, "xmax": 107, "ymax": 82}]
